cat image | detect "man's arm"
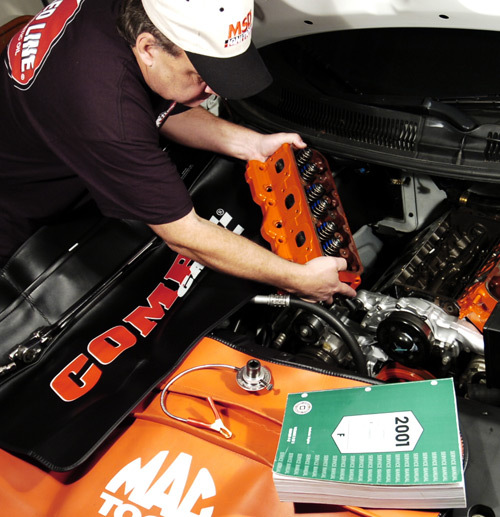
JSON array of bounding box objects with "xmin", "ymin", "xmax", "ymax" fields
[
  {"xmin": 150, "ymin": 209, "xmax": 356, "ymax": 304},
  {"xmin": 160, "ymin": 105, "xmax": 306, "ymax": 161},
  {"xmin": 158, "ymin": 105, "xmax": 356, "ymax": 301}
]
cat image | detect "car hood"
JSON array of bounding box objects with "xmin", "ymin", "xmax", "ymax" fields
[{"xmin": 253, "ymin": 0, "xmax": 500, "ymax": 47}]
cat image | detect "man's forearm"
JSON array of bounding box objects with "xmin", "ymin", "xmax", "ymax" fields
[
  {"xmin": 160, "ymin": 106, "xmax": 306, "ymax": 162},
  {"xmin": 149, "ymin": 209, "xmax": 356, "ymax": 303},
  {"xmin": 160, "ymin": 106, "xmax": 259, "ymax": 160},
  {"xmin": 152, "ymin": 210, "xmax": 299, "ymax": 289}
]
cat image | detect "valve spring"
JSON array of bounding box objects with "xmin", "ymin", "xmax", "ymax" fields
[
  {"xmin": 322, "ymin": 237, "xmax": 344, "ymax": 256},
  {"xmin": 317, "ymin": 221, "xmax": 338, "ymax": 240},
  {"xmin": 299, "ymin": 163, "xmax": 320, "ymax": 182},
  {"xmin": 306, "ymin": 183, "xmax": 325, "ymax": 202},
  {"xmin": 310, "ymin": 198, "xmax": 331, "ymax": 218},
  {"xmin": 295, "ymin": 147, "xmax": 313, "ymax": 167}
]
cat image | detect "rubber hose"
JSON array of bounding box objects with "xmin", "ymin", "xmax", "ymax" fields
[{"xmin": 287, "ymin": 298, "xmax": 368, "ymax": 376}]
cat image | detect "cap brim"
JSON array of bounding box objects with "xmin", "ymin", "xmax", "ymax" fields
[{"xmin": 186, "ymin": 42, "xmax": 272, "ymax": 100}]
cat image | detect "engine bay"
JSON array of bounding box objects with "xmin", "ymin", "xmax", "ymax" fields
[{"xmin": 217, "ymin": 144, "xmax": 500, "ymax": 406}]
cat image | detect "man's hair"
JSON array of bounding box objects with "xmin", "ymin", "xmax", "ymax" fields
[{"xmin": 116, "ymin": 0, "xmax": 181, "ymax": 56}]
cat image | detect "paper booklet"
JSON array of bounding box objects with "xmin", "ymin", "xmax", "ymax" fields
[{"xmin": 273, "ymin": 378, "xmax": 466, "ymax": 509}]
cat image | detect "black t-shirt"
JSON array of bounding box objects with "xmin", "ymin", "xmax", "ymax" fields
[{"xmin": 0, "ymin": 0, "xmax": 193, "ymax": 264}]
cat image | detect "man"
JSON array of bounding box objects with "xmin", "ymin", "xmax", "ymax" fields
[{"xmin": 0, "ymin": 0, "xmax": 356, "ymax": 303}]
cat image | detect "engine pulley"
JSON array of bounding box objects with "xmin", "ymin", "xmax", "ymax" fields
[{"xmin": 376, "ymin": 311, "xmax": 433, "ymax": 367}]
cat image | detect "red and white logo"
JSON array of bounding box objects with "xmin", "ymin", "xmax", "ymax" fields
[
  {"xmin": 6, "ymin": 0, "xmax": 84, "ymax": 90},
  {"xmin": 224, "ymin": 10, "xmax": 252, "ymax": 49}
]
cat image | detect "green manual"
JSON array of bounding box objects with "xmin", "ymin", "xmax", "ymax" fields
[{"xmin": 273, "ymin": 378, "xmax": 466, "ymax": 509}]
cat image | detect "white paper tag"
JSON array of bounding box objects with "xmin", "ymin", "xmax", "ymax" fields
[{"xmin": 332, "ymin": 411, "xmax": 423, "ymax": 453}]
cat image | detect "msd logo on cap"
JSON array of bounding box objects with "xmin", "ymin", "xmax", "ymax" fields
[
  {"xmin": 141, "ymin": 0, "xmax": 255, "ymax": 59},
  {"xmin": 141, "ymin": 0, "xmax": 271, "ymax": 100},
  {"xmin": 225, "ymin": 10, "xmax": 252, "ymax": 48}
]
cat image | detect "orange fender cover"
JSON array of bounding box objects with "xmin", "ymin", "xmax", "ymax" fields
[{"xmin": 0, "ymin": 336, "xmax": 440, "ymax": 517}]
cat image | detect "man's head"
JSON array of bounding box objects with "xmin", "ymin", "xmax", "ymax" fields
[
  {"xmin": 117, "ymin": 0, "xmax": 181, "ymax": 57},
  {"xmin": 118, "ymin": 0, "xmax": 272, "ymax": 102}
]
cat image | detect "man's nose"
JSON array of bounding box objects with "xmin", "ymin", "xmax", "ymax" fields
[{"xmin": 204, "ymin": 84, "xmax": 218, "ymax": 96}]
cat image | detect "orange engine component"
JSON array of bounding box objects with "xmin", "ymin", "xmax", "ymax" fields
[
  {"xmin": 376, "ymin": 362, "xmax": 435, "ymax": 383},
  {"xmin": 458, "ymin": 244, "xmax": 500, "ymax": 331},
  {"xmin": 246, "ymin": 144, "xmax": 363, "ymax": 289}
]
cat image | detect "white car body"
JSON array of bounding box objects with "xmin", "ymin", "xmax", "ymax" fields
[
  {"xmin": 3, "ymin": 0, "xmax": 500, "ymax": 42},
  {"xmin": 253, "ymin": 0, "xmax": 500, "ymax": 47}
]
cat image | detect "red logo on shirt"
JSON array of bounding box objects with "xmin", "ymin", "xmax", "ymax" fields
[{"xmin": 6, "ymin": 0, "xmax": 84, "ymax": 90}]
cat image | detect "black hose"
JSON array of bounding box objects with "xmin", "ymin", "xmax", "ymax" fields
[
  {"xmin": 252, "ymin": 295, "xmax": 368, "ymax": 376},
  {"xmin": 288, "ymin": 298, "xmax": 368, "ymax": 377}
]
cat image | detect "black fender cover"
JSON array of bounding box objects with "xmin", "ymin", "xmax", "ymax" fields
[{"xmin": 0, "ymin": 154, "xmax": 266, "ymax": 471}]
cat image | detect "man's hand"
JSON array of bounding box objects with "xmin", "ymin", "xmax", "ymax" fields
[
  {"xmin": 251, "ymin": 132, "xmax": 307, "ymax": 162},
  {"xmin": 292, "ymin": 256, "xmax": 357, "ymax": 304}
]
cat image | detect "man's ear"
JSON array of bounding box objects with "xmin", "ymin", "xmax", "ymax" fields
[{"xmin": 134, "ymin": 32, "xmax": 158, "ymax": 67}]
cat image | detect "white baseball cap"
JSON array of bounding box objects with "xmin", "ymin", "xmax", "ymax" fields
[{"xmin": 141, "ymin": 0, "xmax": 272, "ymax": 99}]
